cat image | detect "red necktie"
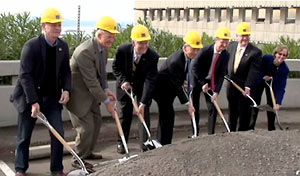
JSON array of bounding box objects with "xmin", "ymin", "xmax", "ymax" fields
[{"xmin": 210, "ymin": 53, "xmax": 219, "ymax": 91}]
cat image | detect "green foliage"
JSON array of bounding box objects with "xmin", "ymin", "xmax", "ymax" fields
[
  {"xmin": 137, "ymin": 18, "xmax": 183, "ymax": 57},
  {"xmin": 62, "ymin": 31, "xmax": 91, "ymax": 56},
  {"xmin": 0, "ymin": 12, "xmax": 41, "ymax": 60},
  {"xmin": 201, "ymin": 32, "xmax": 214, "ymax": 46}
]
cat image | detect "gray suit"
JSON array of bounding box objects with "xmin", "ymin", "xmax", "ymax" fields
[{"xmin": 66, "ymin": 37, "xmax": 108, "ymax": 158}]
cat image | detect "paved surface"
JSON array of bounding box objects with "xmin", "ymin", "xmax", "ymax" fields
[{"xmin": 0, "ymin": 108, "xmax": 299, "ymax": 175}]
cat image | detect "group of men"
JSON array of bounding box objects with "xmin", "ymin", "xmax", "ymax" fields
[{"xmin": 10, "ymin": 7, "xmax": 289, "ymax": 176}]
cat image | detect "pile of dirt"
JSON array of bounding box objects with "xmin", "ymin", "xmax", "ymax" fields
[{"xmin": 92, "ymin": 130, "xmax": 300, "ymax": 176}]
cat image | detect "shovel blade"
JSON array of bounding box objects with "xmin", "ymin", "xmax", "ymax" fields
[
  {"xmin": 67, "ymin": 169, "xmax": 88, "ymax": 176},
  {"xmin": 143, "ymin": 139, "xmax": 162, "ymax": 151},
  {"xmin": 256, "ymin": 104, "xmax": 274, "ymax": 112}
]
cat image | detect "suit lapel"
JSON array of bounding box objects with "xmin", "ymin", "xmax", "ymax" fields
[
  {"xmin": 228, "ymin": 42, "xmax": 238, "ymax": 75},
  {"xmin": 92, "ymin": 37, "xmax": 101, "ymax": 76},
  {"xmin": 239, "ymin": 44, "xmax": 252, "ymax": 66},
  {"xmin": 56, "ymin": 40, "xmax": 63, "ymax": 79}
]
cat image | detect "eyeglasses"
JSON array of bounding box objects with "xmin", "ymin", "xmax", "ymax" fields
[{"xmin": 277, "ymin": 52, "xmax": 287, "ymax": 57}]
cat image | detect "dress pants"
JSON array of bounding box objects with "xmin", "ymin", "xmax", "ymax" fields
[
  {"xmin": 227, "ymin": 86, "xmax": 252, "ymax": 131},
  {"xmin": 192, "ymin": 87, "xmax": 218, "ymax": 135},
  {"xmin": 155, "ymin": 76, "xmax": 177, "ymax": 145},
  {"xmin": 69, "ymin": 100, "xmax": 102, "ymax": 159},
  {"xmin": 117, "ymin": 96, "xmax": 151, "ymax": 150},
  {"xmin": 15, "ymin": 97, "xmax": 64, "ymax": 173},
  {"xmin": 249, "ymin": 81, "xmax": 276, "ymax": 131}
]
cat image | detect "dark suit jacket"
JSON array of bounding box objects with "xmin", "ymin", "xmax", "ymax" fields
[
  {"xmin": 10, "ymin": 34, "xmax": 71, "ymax": 113},
  {"xmin": 258, "ymin": 54, "xmax": 289, "ymax": 104},
  {"xmin": 192, "ymin": 44, "xmax": 229, "ymax": 93},
  {"xmin": 158, "ymin": 50, "xmax": 189, "ymax": 104},
  {"xmin": 112, "ymin": 43, "xmax": 159, "ymax": 105},
  {"xmin": 227, "ymin": 41, "xmax": 262, "ymax": 89}
]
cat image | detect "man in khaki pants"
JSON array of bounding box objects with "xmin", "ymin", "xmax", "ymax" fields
[{"xmin": 66, "ymin": 16, "xmax": 118, "ymax": 170}]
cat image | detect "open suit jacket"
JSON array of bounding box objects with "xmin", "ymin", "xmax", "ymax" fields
[
  {"xmin": 66, "ymin": 37, "xmax": 108, "ymax": 117},
  {"xmin": 258, "ymin": 54, "xmax": 289, "ymax": 105},
  {"xmin": 157, "ymin": 50, "xmax": 189, "ymax": 104},
  {"xmin": 227, "ymin": 41, "xmax": 262, "ymax": 91},
  {"xmin": 10, "ymin": 34, "xmax": 71, "ymax": 113},
  {"xmin": 112, "ymin": 43, "xmax": 159, "ymax": 105},
  {"xmin": 192, "ymin": 44, "xmax": 229, "ymax": 93}
]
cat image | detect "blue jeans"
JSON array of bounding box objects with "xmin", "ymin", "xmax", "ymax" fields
[{"xmin": 15, "ymin": 97, "xmax": 64, "ymax": 173}]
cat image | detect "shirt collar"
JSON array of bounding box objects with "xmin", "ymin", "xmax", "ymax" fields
[
  {"xmin": 134, "ymin": 49, "xmax": 142, "ymax": 59},
  {"xmin": 97, "ymin": 42, "xmax": 103, "ymax": 53},
  {"xmin": 44, "ymin": 37, "xmax": 58, "ymax": 47}
]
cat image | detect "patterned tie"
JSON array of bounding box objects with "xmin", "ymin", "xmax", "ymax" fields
[
  {"xmin": 234, "ymin": 48, "xmax": 243, "ymax": 73},
  {"xmin": 132, "ymin": 55, "xmax": 139, "ymax": 72},
  {"xmin": 186, "ymin": 59, "xmax": 191, "ymax": 95},
  {"xmin": 99, "ymin": 51, "xmax": 107, "ymax": 89},
  {"xmin": 210, "ymin": 53, "xmax": 219, "ymax": 91}
]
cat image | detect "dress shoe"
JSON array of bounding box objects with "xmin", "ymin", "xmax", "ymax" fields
[
  {"xmin": 117, "ymin": 144, "xmax": 126, "ymax": 154},
  {"xmin": 85, "ymin": 153, "xmax": 103, "ymax": 160},
  {"xmin": 15, "ymin": 172, "xmax": 25, "ymax": 176},
  {"xmin": 71, "ymin": 160, "xmax": 95, "ymax": 173},
  {"xmin": 71, "ymin": 159, "xmax": 93, "ymax": 169}
]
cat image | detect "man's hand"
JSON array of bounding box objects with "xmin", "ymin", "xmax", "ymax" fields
[
  {"xmin": 105, "ymin": 89, "xmax": 116, "ymax": 101},
  {"xmin": 137, "ymin": 103, "xmax": 145, "ymax": 116},
  {"xmin": 211, "ymin": 92, "xmax": 218, "ymax": 102},
  {"xmin": 274, "ymin": 104, "xmax": 280, "ymax": 111},
  {"xmin": 263, "ymin": 76, "xmax": 272, "ymax": 81},
  {"xmin": 59, "ymin": 91, "xmax": 69, "ymax": 104},
  {"xmin": 31, "ymin": 103, "xmax": 40, "ymax": 118},
  {"xmin": 121, "ymin": 82, "xmax": 131, "ymax": 91},
  {"xmin": 105, "ymin": 101, "xmax": 116, "ymax": 115},
  {"xmin": 243, "ymin": 87, "xmax": 251, "ymax": 97},
  {"xmin": 187, "ymin": 103, "xmax": 195, "ymax": 117},
  {"xmin": 202, "ymin": 83, "xmax": 209, "ymax": 93}
]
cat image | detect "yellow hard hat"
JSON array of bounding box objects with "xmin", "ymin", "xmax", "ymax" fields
[
  {"xmin": 130, "ymin": 24, "xmax": 151, "ymax": 42},
  {"xmin": 96, "ymin": 16, "xmax": 119, "ymax": 34},
  {"xmin": 236, "ymin": 22, "xmax": 251, "ymax": 35},
  {"xmin": 183, "ymin": 30, "xmax": 203, "ymax": 49},
  {"xmin": 215, "ymin": 27, "xmax": 231, "ymax": 40},
  {"xmin": 40, "ymin": 8, "xmax": 63, "ymax": 23}
]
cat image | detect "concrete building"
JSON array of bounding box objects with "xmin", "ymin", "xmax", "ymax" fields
[{"xmin": 134, "ymin": 0, "xmax": 300, "ymax": 42}]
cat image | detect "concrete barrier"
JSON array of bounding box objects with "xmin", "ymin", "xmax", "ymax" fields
[{"xmin": 0, "ymin": 59, "xmax": 299, "ymax": 127}]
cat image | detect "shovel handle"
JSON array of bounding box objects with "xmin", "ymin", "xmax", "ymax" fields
[{"xmin": 113, "ymin": 111, "xmax": 124, "ymax": 137}]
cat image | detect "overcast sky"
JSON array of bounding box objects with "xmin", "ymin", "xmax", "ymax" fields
[{"xmin": 0, "ymin": 0, "xmax": 135, "ymax": 24}]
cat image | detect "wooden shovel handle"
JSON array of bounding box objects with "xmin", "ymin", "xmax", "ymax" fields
[
  {"xmin": 113, "ymin": 111, "xmax": 124, "ymax": 137},
  {"xmin": 231, "ymin": 81, "xmax": 245, "ymax": 94},
  {"xmin": 132, "ymin": 100, "xmax": 145, "ymax": 123}
]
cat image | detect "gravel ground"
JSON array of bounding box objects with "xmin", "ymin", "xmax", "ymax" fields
[{"xmin": 92, "ymin": 129, "xmax": 300, "ymax": 176}]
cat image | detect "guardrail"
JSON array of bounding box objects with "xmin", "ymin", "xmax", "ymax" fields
[{"xmin": 0, "ymin": 59, "xmax": 299, "ymax": 127}]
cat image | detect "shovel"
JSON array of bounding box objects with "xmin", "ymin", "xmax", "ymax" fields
[
  {"xmin": 206, "ymin": 92, "xmax": 231, "ymax": 132},
  {"xmin": 224, "ymin": 76, "xmax": 258, "ymax": 107},
  {"xmin": 36, "ymin": 113, "xmax": 89, "ymax": 176},
  {"xmin": 182, "ymin": 86, "xmax": 197, "ymax": 138},
  {"xmin": 265, "ymin": 81, "xmax": 284, "ymax": 130},
  {"xmin": 112, "ymin": 104, "xmax": 138, "ymax": 163},
  {"xmin": 124, "ymin": 89, "xmax": 162, "ymax": 150}
]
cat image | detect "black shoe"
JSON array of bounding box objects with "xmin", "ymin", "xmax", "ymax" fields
[
  {"xmin": 71, "ymin": 159, "xmax": 95, "ymax": 173},
  {"xmin": 117, "ymin": 144, "xmax": 126, "ymax": 154}
]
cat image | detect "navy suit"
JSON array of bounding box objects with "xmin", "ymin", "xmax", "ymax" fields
[
  {"xmin": 10, "ymin": 35, "xmax": 71, "ymax": 173},
  {"xmin": 191, "ymin": 44, "xmax": 229, "ymax": 134},
  {"xmin": 154, "ymin": 50, "xmax": 190, "ymax": 145},
  {"xmin": 112, "ymin": 43, "xmax": 159, "ymax": 150},
  {"xmin": 227, "ymin": 41, "xmax": 262, "ymax": 131},
  {"xmin": 250, "ymin": 54, "xmax": 289, "ymax": 130}
]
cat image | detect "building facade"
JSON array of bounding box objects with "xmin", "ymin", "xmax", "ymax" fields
[{"xmin": 134, "ymin": 0, "xmax": 300, "ymax": 42}]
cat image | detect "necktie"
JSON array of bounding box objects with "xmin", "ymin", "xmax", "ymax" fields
[
  {"xmin": 233, "ymin": 48, "xmax": 242, "ymax": 73},
  {"xmin": 133, "ymin": 55, "xmax": 139, "ymax": 71},
  {"xmin": 186, "ymin": 59, "xmax": 191, "ymax": 95},
  {"xmin": 99, "ymin": 51, "xmax": 107, "ymax": 89},
  {"xmin": 210, "ymin": 53, "xmax": 219, "ymax": 91}
]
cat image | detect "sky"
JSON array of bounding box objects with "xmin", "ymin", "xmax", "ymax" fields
[{"xmin": 0, "ymin": 0, "xmax": 135, "ymax": 26}]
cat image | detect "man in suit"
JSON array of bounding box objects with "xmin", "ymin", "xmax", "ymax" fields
[
  {"xmin": 191, "ymin": 27, "xmax": 230, "ymax": 135},
  {"xmin": 112, "ymin": 24, "xmax": 159, "ymax": 153},
  {"xmin": 10, "ymin": 8, "xmax": 71, "ymax": 176},
  {"xmin": 226, "ymin": 22, "xmax": 262, "ymax": 131},
  {"xmin": 250, "ymin": 45, "xmax": 289, "ymax": 131},
  {"xmin": 66, "ymin": 16, "xmax": 118, "ymax": 168},
  {"xmin": 154, "ymin": 31, "xmax": 202, "ymax": 145}
]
